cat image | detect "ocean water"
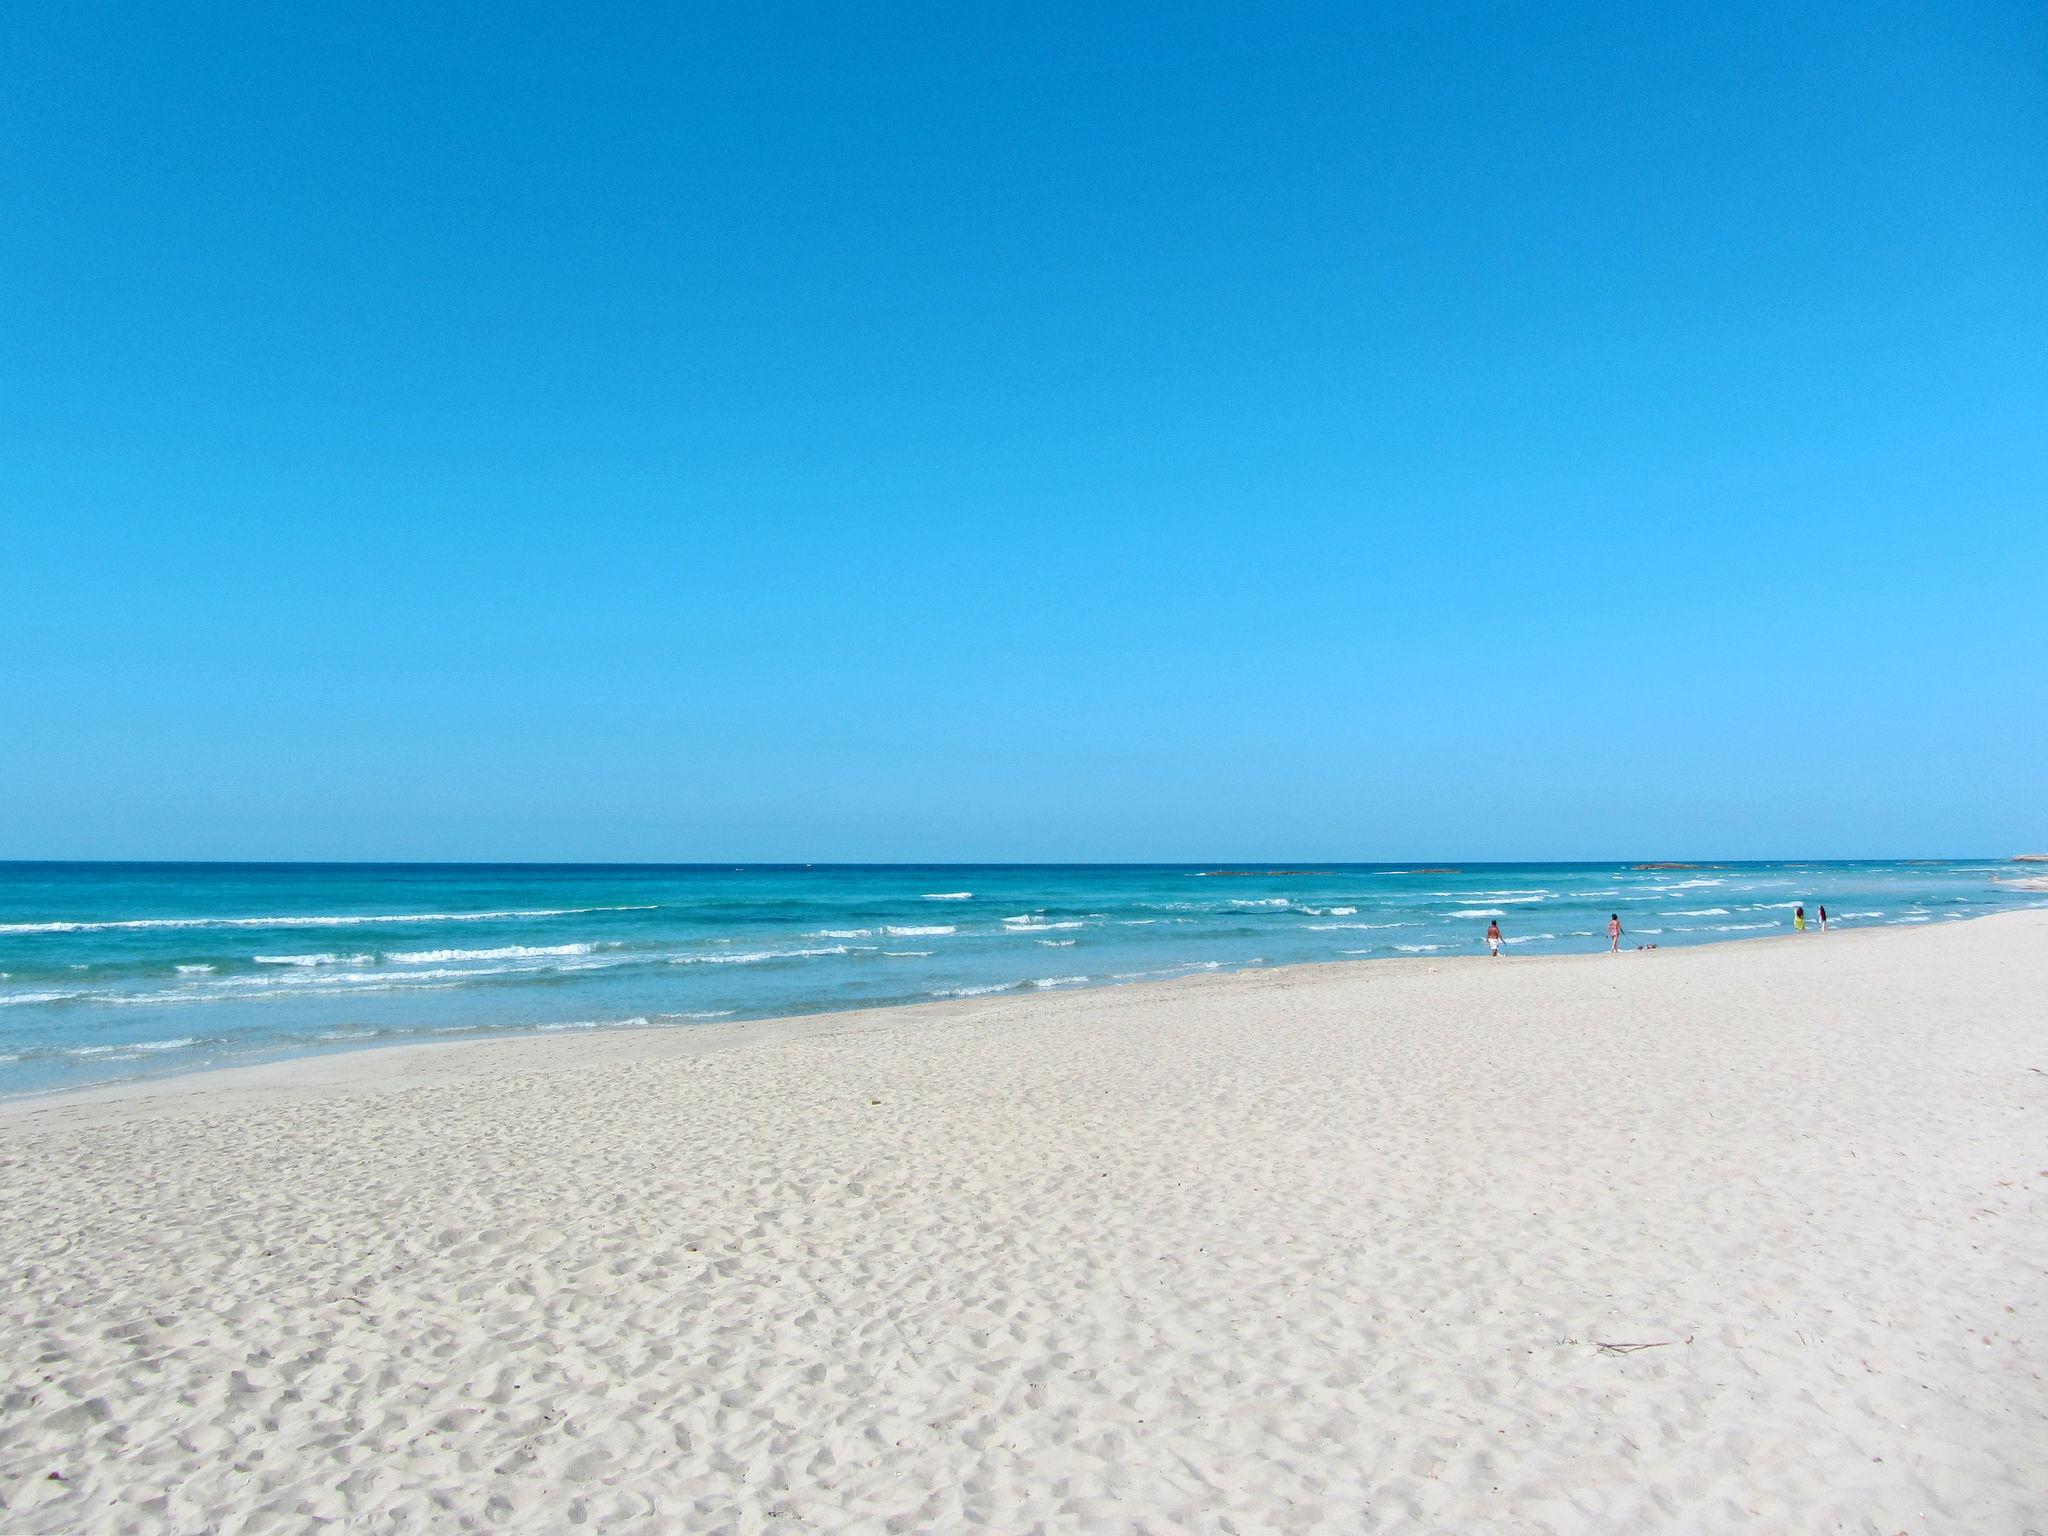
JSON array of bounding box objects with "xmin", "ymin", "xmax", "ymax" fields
[{"xmin": 1, "ymin": 861, "xmax": 2038, "ymax": 1098}]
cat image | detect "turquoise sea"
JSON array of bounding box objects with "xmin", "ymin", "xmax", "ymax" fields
[{"xmin": 1, "ymin": 861, "xmax": 2037, "ymax": 1098}]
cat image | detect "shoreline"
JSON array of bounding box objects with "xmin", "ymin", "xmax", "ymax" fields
[
  {"xmin": 5, "ymin": 859, "xmax": 2030, "ymax": 1115},
  {"xmin": 0, "ymin": 906, "xmax": 2028, "ymax": 1130}
]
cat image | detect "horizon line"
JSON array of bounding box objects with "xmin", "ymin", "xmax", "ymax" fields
[{"xmin": 0, "ymin": 856, "xmax": 2025, "ymax": 869}]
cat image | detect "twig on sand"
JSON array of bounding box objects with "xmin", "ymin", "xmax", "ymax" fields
[{"xmin": 1591, "ymin": 1340, "xmax": 1676, "ymax": 1355}]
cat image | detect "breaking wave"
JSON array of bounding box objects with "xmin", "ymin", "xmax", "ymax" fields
[{"xmin": 1, "ymin": 905, "xmax": 656, "ymax": 935}]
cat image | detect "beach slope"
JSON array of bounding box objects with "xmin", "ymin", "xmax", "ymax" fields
[{"xmin": 3, "ymin": 914, "xmax": 2044, "ymax": 1533}]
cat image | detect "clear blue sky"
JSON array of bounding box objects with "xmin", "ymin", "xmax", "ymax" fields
[{"xmin": 5, "ymin": 2, "xmax": 2044, "ymax": 861}]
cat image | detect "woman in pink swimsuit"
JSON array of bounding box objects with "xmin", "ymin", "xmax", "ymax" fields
[{"xmin": 1608, "ymin": 913, "xmax": 1623, "ymax": 952}]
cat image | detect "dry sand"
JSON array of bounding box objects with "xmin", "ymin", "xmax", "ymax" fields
[{"xmin": 2, "ymin": 914, "xmax": 2043, "ymax": 1534}]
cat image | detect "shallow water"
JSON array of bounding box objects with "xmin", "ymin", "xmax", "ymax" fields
[{"xmin": 1, "ymin": 861, "xmax": 2036, "ymax": 1096}]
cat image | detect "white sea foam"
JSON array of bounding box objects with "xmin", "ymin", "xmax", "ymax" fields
[
  {"xmin": 1326, "ymin": 906, "xmax": 1358, "ymax": 916},
  {"xmin": 883, "ymin": 950, "xmax": 933, "ymax": 957},
  {"xmin": 0, "ymin": 990, "xmax": 83, "ymax": 1007},
  {"xmin": 922, "ymin": 892, "xmax": 973, "ymax": 901},
  {"xmin": 1032, "ymin": 976, "xmax": 1088, "ymax": 988},
  {"xmin": 1669, "ymin": 908, "xmax": 1730, "ymax": 917},
  {"xmin": 130, "ymin": 1037, "xmax": 197, "ymax": 1052},
  {"xmin": 1104, "ymin": 959, "xmax": 1227, "ymax": 979},
  {"xmin": 1002, "ymin": 919, "xmax": 1084, "ymax": 932},
  {"xmin": 386, "ymin": 944, "xmax": 596, "ymax": 965},
  {"xmin": 0, "ymin": 905, "xmax": 656, "ymax": 935},
  {"xmin": 253, "ymin": 953, "xmax": 375, "ymax": 967},
  {"xmin": 671, "ymin": 945, "xmax": 860, "ymax": 966},
  {"xmin": 933, "ymin": 981, "xmax": 1012, "ymax": 998},
  {"xmin": 1393, "ymin": 943, "xmax": 1441, "ymax": 953},
  {"xmin": 1448, "ymin": 908, "xmax": 1506, "ymax": 919},
  {"xmin": 207, "ymin": 960, "xmax": 628, "ymax": 996},
  {"xmin": 1228, "ymin": 898, "xmax": 1290, "ymax": 908},
  {"xmin": 1036, "ymin": 938, "xmax": 1076, "ymax": 947},
  {"xmin": 1502, "ymin": 934, "xmax": 1556, "ymax": 945},
  {"xmin": 884, "ymin": 925, "xmax": 955, "ymax": 937},
  {"xmin": 174, "ymin": 964, "xmax": 216, "ymax": 974},
  {"xmin": 301, "ymin": 966, "xmax": 516, "ymax": 985},
  {"xmin": 529, "ymin": 1012, "xmax": 728, "ymax": 1031},
  {"xmin": 1304, "ymin": 921, "xmax": 1412, "ymax": 931},
  {"xmin": 1703, "ymin": 922, "xmax": 1775, "ymax": 932},
  {"xmin": 810, "ymin": 929, "xmax": 874, "ymax": 939}
]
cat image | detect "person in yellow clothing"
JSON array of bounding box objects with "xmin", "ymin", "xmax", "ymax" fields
[{"xmin": 1794, "ymin": 905, "xmax": 1807, "ymax": 932}]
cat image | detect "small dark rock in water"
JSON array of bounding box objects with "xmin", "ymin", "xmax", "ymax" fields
[{"xmin": 1631, "ymin": 862, "xmax": 1702, "ymax": 870}]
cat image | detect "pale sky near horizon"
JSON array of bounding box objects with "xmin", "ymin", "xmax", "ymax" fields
[{"xmin": 5, "ymin": 2, "xmax": 2045, "ymax": 862}]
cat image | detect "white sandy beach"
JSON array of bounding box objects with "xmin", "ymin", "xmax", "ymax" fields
[{"xmin": 2, "ymin": 914, "xmax": 2043, "ymax": 1534}]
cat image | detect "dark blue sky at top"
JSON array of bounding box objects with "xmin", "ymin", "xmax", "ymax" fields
[{"xmin": 5, "ymin": 2, "xmax": 2044, "ymax": 860}]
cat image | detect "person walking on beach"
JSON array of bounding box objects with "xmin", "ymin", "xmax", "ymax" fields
[
  {"xmin": 1608, "ymin": 913, "xmax": 1623, "ymax": 953},
  {"xmin": 1794, "ymin": 905, "xmax": 1807, "ymax": 932},
  {"xmin": 1818, "ymin": 904, "xmax": 1828, "ymax": 933},
  {"xmin": 1486, "ymin": 918, "xmax": 1503, "ymax": 957}
]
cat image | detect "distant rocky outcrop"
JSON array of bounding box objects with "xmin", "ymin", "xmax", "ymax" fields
[
  {"xmin": 2012, "ymin": 854, "xmax": 2048, "ymax": 862},
  {"xmin": 1632, "ymin": 862, "xmax": 1702, "ymax": 870}
]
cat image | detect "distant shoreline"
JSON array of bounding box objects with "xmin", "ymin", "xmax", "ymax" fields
[{"xmin": 6, "ymin": 904, "xmax": 2034, "ymax": 1130}]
